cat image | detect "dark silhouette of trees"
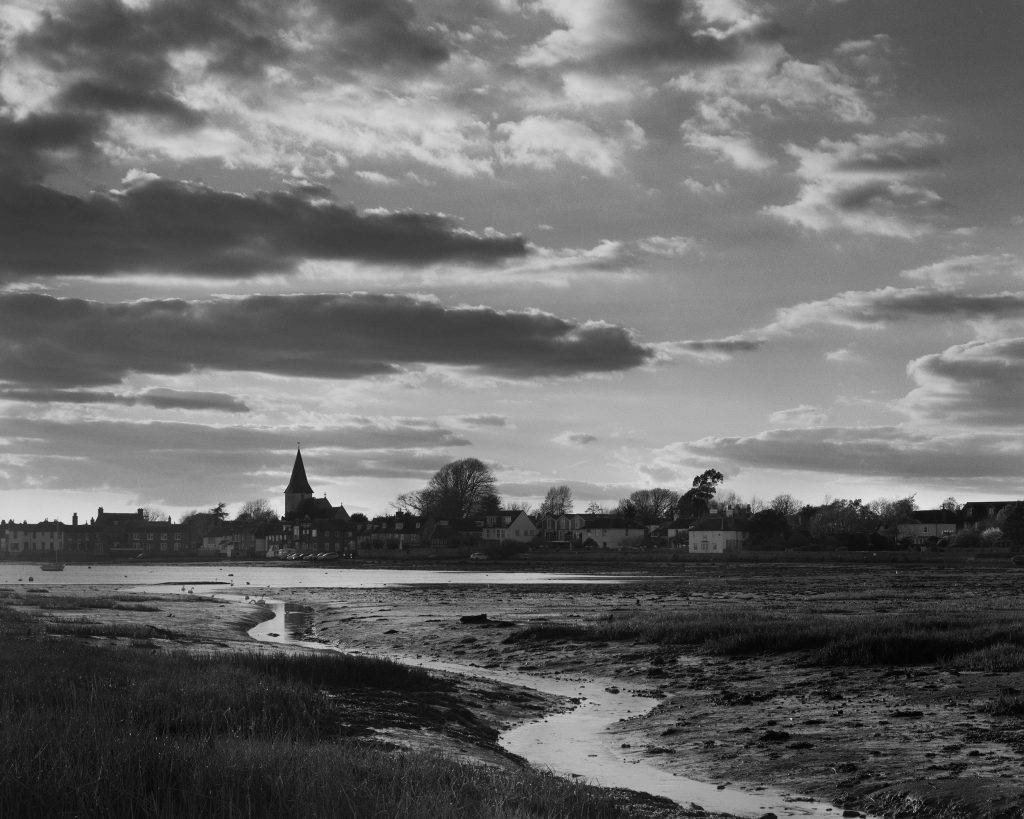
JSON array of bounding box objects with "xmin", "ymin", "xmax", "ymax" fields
[
  {"xmin": 617, "ymin": 488, "xmax": 679, "ymax": 524},
  {"xmin": 394, "ymin": 458, "xmax": 500, "ymax": 518},
  {"xmin": 235, "ymin": 498, "xmax": 277, "ymax": 524},
  {"xmin": 677, "ymin": 469, "xmax": 725, "ymax": 523}
]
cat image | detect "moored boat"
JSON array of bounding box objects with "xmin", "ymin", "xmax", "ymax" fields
[{"xmin": 39, "ymin": 563, "xmax": 65, "ymax": 571}]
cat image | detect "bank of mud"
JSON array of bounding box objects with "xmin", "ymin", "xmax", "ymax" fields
[{"xmin": 290, "ymin": 564, "xmax": 1024, "ymax": 818}]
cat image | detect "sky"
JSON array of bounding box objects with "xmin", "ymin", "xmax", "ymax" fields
[{"xmin": 2, "ymin": 0, "xmax": 1023, "ymax": 523}]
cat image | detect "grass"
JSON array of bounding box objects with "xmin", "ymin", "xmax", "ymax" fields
[
  {"xmin": 505, "ymin": 605, "xmax": 1024, "ymax": 668},
  {"xmin": 0, "ymin": 605, "xmax": 636, "ymax": 818}
]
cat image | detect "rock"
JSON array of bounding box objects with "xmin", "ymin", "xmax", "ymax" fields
[
  {"xmin": 759, "ymin": 814, "xmax": 778, "ymax": 819},
  {"xmin": 843, "ymin": 811, "xmax": 862, "ymax": 817},
  {"xmin": 460, "ymin": 614, "xmax": 489, "ymax": 624}
]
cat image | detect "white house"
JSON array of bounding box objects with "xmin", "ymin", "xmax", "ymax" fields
[
  {"xmin": 578, "ymin": 515, "xmax": 645, "ymax": 550},
  {"xmin": 689, "ymin": 517, "xmax": 747, "ymax": 553},
  {"xmin": 482, "ymin": 511, "xmax": 537, "ymax": 543}
]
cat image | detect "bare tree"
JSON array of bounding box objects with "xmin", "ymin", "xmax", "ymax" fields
[
  {"xmin": 235, "ymin": 498, "xmax": 277, "ymax": 523},
  {"xmin": 400, "ymin": 458, "xmax": 501, "ymax": 518},
  {"xmin": 538, "ymin": 485, "xmax": 574, "ymax": 517},
  {"xmin": 768, "ymin": 494, "xmax": 802, "ymax": 522},
  {"xmin": 618, "ymin": 488, "xmax": 679, "ymax": 524},
  {"xmin": 140, "ymin": 507, "xmax": 167, "ymax": 522},
  {"xmin": 940, "ymin": 496, "xmax": 960, "ymax": 513},
  {"xmin": 584, "ymin": 501, "xmax": 607, "ymax": 514}
]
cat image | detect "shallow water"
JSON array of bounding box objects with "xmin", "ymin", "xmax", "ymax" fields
[
  {"xmin": 0, "ymin": 562, "xmax": 628, "ymax": 589},
  {"xmin": 247, "ymin": 598, "xmax": 857, "ymax": 819}
]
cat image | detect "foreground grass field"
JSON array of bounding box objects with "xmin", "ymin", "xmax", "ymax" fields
[{"xmin": 0, "ymin": 604, "xmax": 650, "ymax": 819}]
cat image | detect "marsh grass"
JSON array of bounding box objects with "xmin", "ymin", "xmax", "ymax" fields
[
  {"xmin": 44, "ymin": 619, "xmax": 183, "ymax": 639},
  {"xmin": 31, "ymin": 594, "xmax": 162, "ymax": 612},
  {"xmin": 506, "ymin": 605, "xmax": 1024, "ymax": 667},
  {"xmin": 0, "ymin": 606, "xmax": 630, "ymax": 818}
]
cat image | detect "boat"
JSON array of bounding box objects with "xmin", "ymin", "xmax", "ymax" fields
[{"xmin": 40, "ymin": 563, "xmax": 65, "ymax": 571}]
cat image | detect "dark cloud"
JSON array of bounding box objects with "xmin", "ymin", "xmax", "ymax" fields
[
  {"xmin": 57, "ymin": 81, "xmax": 206, "ymax": 128},
  {"xmin": 0, "ymin": 176, "xmax": 526, "ymax": 279},
  {"xmin": 0, "ymin": 111, "xmax": 103, "ymax": 181},
  {"xmin": 456, "ymin": 415, "xmax": 508, "ymax": 428},
  {"xmin": 676, "ymin": 337, "xmax": 763, "ymax": 354},
  {"xmin": 0, "ymin": 387, "xmax": 249, "ymax": 413},
  {"xmin": 0, "ymin": 415, "xmax": 467, "ymax": 505},
  {"xmin": 904, "ymin": 338, "xmax": 1024, "ymax": 428},
  {"xmin": 680, "ymin": 426, "xmax": 1024, "ymax": 480},
  {"xmin": 0, "ymin": 293, "xmax": 656, "ymax": 388}
]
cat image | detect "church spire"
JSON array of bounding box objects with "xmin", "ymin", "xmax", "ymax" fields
[{"xmin": 284, "ymin": 446, "xmax": 314, "ymax": 515}]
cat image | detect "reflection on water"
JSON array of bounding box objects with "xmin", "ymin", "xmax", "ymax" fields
[{"xmin": 0, "ymin": 562, "xmax": 630, "ymax": 589}]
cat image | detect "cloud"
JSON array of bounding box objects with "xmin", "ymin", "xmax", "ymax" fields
[
  {"xmin": 667, "ymin": 336, "xmax": 765, "ymax": 361},
  {"xmin": 0, "ymin": 292, "xmax": 657, "ymax": 388},
  {"xmin": 0, "ymin": 387, "xmax": 249, "ymax": 413},
  {"xmin": 518, "ymin": 0, "xmax": 770, "ymax": 70},
  {"xmin": 900, "ymin": 254, "xmax": 1024, "ymax": 288},
  {"xmin": 670, "ymin": 42, "xmax": 875, "ymax": 124},
  {"xmin": 553, "ymin": 431, "xmax": 598, "ymax": 445},
  {"xmin": 454, "ymin": 415, "xmax": 508, "ymax": 428},
  {"xmin": 496, "ymin": 116, "xmax": 645, "ymax": 176},
  {"xmin": 636, "ymin": 235, "xmax": 695, "ymax": 257},
  {"xmin": 766, "ymin": 286, "xmax": 1024, "ymax": 333},
  {"xmin": 903, "ymin": 338, "xmax": 1024, "ymax": 428},
  {"xmin": 768, "ymin": 404, "xmax": 828, "ymax": 427},
  {"xmin": 681, "ymin": 126, "xmax": 773, "ymax": 171},
  {"xmin": 0, "ymin": 415, "xmax": 467, "ymax": 505},
  {"xmin": 0, "ymin": 176, "xmax": 526, "ymax": 280},
  {"xmin": 673, "ymin": 425, "xmax": 1024, "ymax": 480},
  {"xmin": 764, "ymin": 131, "xmax": 946, "ymax": 238}
]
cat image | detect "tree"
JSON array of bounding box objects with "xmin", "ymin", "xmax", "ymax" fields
[
  {"xmin": 537, "ymin": 485, "xmax": 574, "ymax": 518},
  {"xmin": 584, "ymin": 501, "xmax": 607, "ymax": 515},
  {"xmin": 139, "ymin": 507, "xmax": 167, "ymax": 522},
  {"xmin": 400, "ymin": 458, "xmax": 500, "ymax": 519},
  {"xmin": 349, "ymin": 513, "xmax": 368, "ymax": 525},
  {"xmin": 747, "ymin": 509, "xmax": 790, "ymax": 547},
  {"xmin": 618, "ymin": 488, "xmax": 679, "ymax": 524},
  {"xmin": 997, "ymin": 502, "xmax": 1024, "ymax": 545},
  {"xmin": 869, "ymin": 496, "xmax": 917, "ymax": 528},
  {"xmin": 768, "ymin": 494, "xmax": 802, "ymax": 522},
  {"xmin": 808, "ymin": 499, "xmax": 878, "ymax": 538},
  {"xmin": 940, "ymin": 496, "xmax": 960, "ymax": 513},
  {"xmin": 209, "ymin": 502, "xmax": 228, "ymax": 520},
  {"xmin": 235, "ymin": 498, "xmax": 277, "ymax": 524},
  {"xmin": 677, "ymin": 469, "xmax": 725, "ymax": 523}
]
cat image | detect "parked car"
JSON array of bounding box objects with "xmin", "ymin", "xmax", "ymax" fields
[{"xmin": 469, "ymin": 552, "xmax": 489, "ymax": 561}]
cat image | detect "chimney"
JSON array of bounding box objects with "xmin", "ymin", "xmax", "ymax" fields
[
  {"xmin": 137, "ymin": 508, "xmax": 144, "ymax": 517},
  {"xmin": 72, "ymin": 513, "xmax": 78, "ymax": 527}
]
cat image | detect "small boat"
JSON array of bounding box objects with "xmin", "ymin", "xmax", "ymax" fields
[{"xmin": 40, "ymin": 563, "xmax": 65, "ymax": 572}]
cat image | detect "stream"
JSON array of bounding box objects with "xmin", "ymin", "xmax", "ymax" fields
[{"xmin": 246, "ymin": 597, "xmax": 858, "ymax": 819}]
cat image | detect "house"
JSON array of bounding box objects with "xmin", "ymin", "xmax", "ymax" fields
[
  {"xmin": 960, "ymin": 501, "xmax": 1019, "ymax": 528},
  {"xmin": 482, "ymin": 511, "xmax": 537, "ymax": 543},
  {"xmin": 577, "ymin": 515, "xmax": 645, "ymax": 550},
  {"xmin": 422, "ymin": 518, "xmax": 483, "ymax": 549},
  {"xmin": 897, "ymin": 510, "xmax": 959, "ymax": 545},
  {"xmin": 689, "ymin": 517, "xmax": 748, "ymax": 553},
  {"xmin": 352, "ymin": 515, "xmax": 424, "ymax": 552},
  {"xmin": 650, "ymin": 519, "xmax": 690, "ymax": 548},
  {"xmin": 0, "ymin": 519, "xmax": 65, "ymax": 556}
]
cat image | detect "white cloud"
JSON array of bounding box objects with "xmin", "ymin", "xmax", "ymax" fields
[
  {"xmin": 553, "ymin": 431, "xmax": 599, "ymax": 446},
  {"xmin": 496, "ymin": 115, "xmax": 645, "ymax": 176},
  {"xmin": 768, "ymin": 404, "xmax": 828, "ymax": 427},
  {"xmin": 682, "ymin": 125, "xmax": 774, "ymax": 171},
  {"xmin": 900, "ymin": 254, "xmax": 1024, "ymax": 288},
  {"xmin": 764, "ymin": 131, "xmax": 946, "ymax": 238}
]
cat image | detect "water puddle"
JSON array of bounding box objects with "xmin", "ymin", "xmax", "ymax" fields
[{"xmin": 245, "ymin": 598, "xmax": 860, "ymax": 818}]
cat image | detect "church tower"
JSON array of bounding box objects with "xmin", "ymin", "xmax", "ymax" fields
[{"xmin": 284, "ymin": 446, "xmax": 314, "ymax": 515}]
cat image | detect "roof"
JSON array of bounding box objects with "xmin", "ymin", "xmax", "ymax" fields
[
  {"xmin": 691, "ymin": 516, "xmax": 748, "ymax": 532},
  {"xmin": 285, "ymin": 496, "xmax": 347, "ymax": 522},
  {"xmin": 285, "ymin": 447, "xmax": 314, "ymax": 495},
  {"xmin": 906, "ymin": 510, "xmax": 958, "ymax": 525},
  {"xmin": 583, "ymin": 515, "xmax": 642, "ymax": 529}
]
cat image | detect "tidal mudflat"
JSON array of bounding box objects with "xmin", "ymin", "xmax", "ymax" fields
[{"xmin": 4, "ymin": 560, "xmax": 1024, "ymax": 817}]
